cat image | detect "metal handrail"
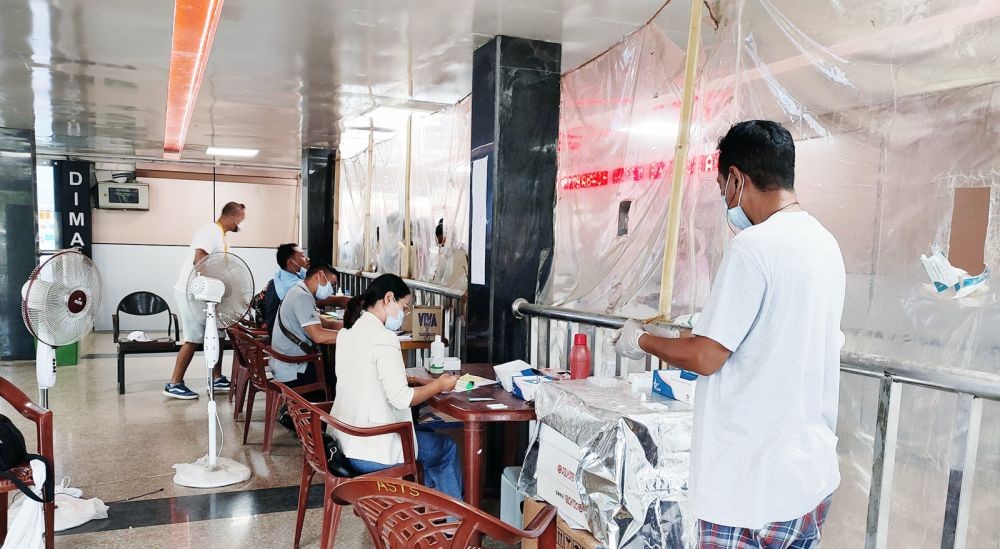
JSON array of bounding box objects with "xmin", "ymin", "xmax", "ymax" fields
[
  {"xmin": 335, "ymin": 266, "xmax": 466, "ymax": 299},
  {"xmin": 511, "ymin": 298, "xmax": 996, "ymax": 549},
  {"xmin": 511, "ymin": 299, "xmax": 1000, "ymax": 402}
]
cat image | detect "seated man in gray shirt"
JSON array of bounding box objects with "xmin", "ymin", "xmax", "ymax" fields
[{"xmin": 271, "ymin": 263, "xmax": 341, "ymax": 395}]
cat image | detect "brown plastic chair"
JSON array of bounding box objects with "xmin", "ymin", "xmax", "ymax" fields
[
  {"xmin": 228, "ymin": 323, "xmax": 268, "ymax": 421},
  {"xmin": 331, "ymin": 476, "xmax": 557, "ymax": 549},
  {"xmin": 233, "ymin": 328, "xmax": 329, "ymax": 455},
  {"xmin": 278, "ymin": 385, "xmax": 419, "ymax": 549},
  {"xmin": 0, "ymin": 378, "xmax": 55, "ymax": 549}
]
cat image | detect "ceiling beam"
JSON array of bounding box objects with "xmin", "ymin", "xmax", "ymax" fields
[{"xmin": 163, "ymin": 0, "xmax": 225, "ymax": 159}]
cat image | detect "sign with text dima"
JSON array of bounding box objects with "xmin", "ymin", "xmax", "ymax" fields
[{"xmin": 53, "ymin": 160, "xmax": 93, "ymax": 257}]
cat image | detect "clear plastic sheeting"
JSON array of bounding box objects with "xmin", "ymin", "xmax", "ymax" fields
[
  {"xmin": 337, "ymin": 151, "xmax": 369, "ymax": 270},
  {"xmin": 687, "ymin": 1, "xmax": 1000, "ymax": 546},
  {"xmin": 519, "ymin": 379, "xmax": 695, "ymax": 548},
  {"xmin": 537, "ymin": 20, "xmax": 716, "ymax": 320},
  {"xmin": 533, "ymin": 0, "xmax": 1000, "ymax": 546},
  {"xmin": 369, "ymin": 134, "xmax": 407, "ymax": 275},
  {"xmin": 409, "ymin": 97, "xmax": 471, "ymax": 289}
]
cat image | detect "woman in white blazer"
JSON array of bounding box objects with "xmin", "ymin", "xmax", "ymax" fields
[{"xmin": 331, "ymin": 274, "xmax": 462, "ymax": 499}]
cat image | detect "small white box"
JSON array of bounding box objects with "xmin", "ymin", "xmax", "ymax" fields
[
  {"xmin": 652, "ymin": 369, "xmax": 697, "ymax": 404},
  {"xmin": 494, "ymin": 360, "xmax": 533, "ymax": 392}
]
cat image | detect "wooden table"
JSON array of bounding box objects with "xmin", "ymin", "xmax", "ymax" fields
[{"xmin": 409, "ymin": 363, "xmax": 536, "ymax": 509}]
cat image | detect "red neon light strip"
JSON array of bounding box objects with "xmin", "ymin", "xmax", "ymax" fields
[
  {"xmin": 163, "ymin": 0, "xmax": 225, "ymax": 158},
  {"xmin": 559, "ymin": 153, "xmax": 718, "ymax": 191}
]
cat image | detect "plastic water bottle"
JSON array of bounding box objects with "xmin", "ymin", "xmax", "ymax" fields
[
  {"xmin": 429, "ymin": 335, "xmax": 446, "ymax": 374},
  {"xmin": 569, "ymin": 334, "xmax": 591, "ymax": 380}
]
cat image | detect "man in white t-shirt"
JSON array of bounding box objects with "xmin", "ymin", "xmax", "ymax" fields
[
  {"xmin": 164, "ymin": 202, "xmax": 246, "ymax": 400},
  {"xmin": 615, "ymin": 121, "xmax": 845, "ymax": 548}
]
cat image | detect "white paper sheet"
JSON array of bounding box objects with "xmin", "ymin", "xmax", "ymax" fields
[{"xmin": 470, "ymin": 156, "xmax": 488, "ymax": 285}]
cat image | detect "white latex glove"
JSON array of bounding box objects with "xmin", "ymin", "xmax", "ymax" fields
[{"xmin": 613, "ymin": 319, "xmax": 647, "ymax": 360}]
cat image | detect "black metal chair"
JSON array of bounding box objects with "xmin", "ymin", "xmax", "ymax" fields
[{"xmin": 113, "ymin": 291, "xmax": 180, "ymax": 394}]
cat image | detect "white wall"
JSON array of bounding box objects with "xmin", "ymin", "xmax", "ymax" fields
[{"xmin": 93, "ymin": 244, "xmax": 280, "ymax": 332}]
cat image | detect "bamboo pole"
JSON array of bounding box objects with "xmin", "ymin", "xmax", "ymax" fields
[
  {"xmin": 402, "ymin": 115, "xmax": 413, "ymax": 278},
  {"xmin": 654, "ymin": 0, "xmax": 704, "ymax": 321},
  {"xmin": 362, "ymin": 123, "xmax": 375, "ymax": 271}
]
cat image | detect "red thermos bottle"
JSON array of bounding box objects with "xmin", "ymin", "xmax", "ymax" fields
[{"xmin": 569, "ymin": 334, "xmax": 591, "ymax": 380}]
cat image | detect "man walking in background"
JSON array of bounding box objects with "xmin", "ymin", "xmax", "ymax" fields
[
  {"xmin": 164, "ymin": 202, "xmax": 246, "ymax": 400},
  {"xmin": 615, "ymin": 121, "xmax": 845, "ymax": 548}
]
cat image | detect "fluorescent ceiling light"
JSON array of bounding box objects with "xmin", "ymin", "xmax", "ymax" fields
[
  {"xmin": 346, "ymin": 104, "xmax": 440, "ymax": 132},
  {"xmin": 205, "ymin": 147, "xmax": 259, "ymax": 157},
  {"xmin": 0, "ymin": 151, "xmax": 32, "ymax": 158}
]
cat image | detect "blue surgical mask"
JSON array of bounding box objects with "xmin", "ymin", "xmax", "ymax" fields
[
  {"xmin": 315, "ymin": 279, "xmax": 334, "ymax": 300},
  {"xmin": 384, "ymin": 299, "xmax": 406, "ymax": 332},
  {"xmin": 297, "ymin": 267, "xmax": 307, "ymax": 279},
  {"xmin": 723, "ymin": 173, "xmax": 753, "ymax": 232}
]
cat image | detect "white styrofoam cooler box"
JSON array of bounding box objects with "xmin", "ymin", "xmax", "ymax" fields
[{"xmin": 536, "ymin": 424, "xmax": 589, "ymax": 528}]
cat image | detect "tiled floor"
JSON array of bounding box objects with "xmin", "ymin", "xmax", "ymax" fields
[{"xmin": 0, "ymin": 332, "xmax": 514, "ymax": 548}]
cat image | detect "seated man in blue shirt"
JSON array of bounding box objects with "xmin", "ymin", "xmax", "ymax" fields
[{"xmin": 266, "ymin": 243, "xmax": 349, "ymax": 335}]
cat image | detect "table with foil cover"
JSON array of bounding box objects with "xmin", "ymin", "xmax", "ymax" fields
[{"xmin": 518, "ymin": 378, "xmax": 695, "ymax": 548}]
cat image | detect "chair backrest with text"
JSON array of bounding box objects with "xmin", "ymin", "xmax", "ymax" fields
[{"xmin": 331, "ymin": 477, "xmax": 557, "ymax": 549}]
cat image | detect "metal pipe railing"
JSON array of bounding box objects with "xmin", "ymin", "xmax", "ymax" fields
[
  {"xmin": 336, "ymin": 267, "xmax": 466, "ymax": 358},
  {"xmin": 510, "ymin": 298, "xmax": 998, "ymax": 549}
]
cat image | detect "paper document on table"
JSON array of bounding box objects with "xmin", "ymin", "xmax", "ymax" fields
[
  {"xmin": 471, "ymin": 156, "xmax": 488, "ymax": 285},
  {"xmin": 453, "ymin": 373, "xmax": 496, "ymax": 392}
]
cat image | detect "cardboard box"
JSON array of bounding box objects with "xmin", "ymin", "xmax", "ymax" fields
[
  {"xmin": 404, "ymin": 306, "xmax": 443, "ymax": 341},
  {"xmin": 652, "ymin": 369, "xmax": 698, "ymax": 404},
  {"xmin": 537, "ymin": 425, "xmax": 588, "ymax": 527},
  {"xmin": 523, "ymin": 499, "xmax": 608, "ymax": 549}
]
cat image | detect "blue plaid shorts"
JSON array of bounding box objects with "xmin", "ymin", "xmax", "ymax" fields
[{"xmin": 698, "ymin": 494, "xmax": 833, "ymax": 549}]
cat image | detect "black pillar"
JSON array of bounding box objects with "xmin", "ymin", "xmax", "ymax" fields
[
  {"xmin": 302, "ymin": 148, "xmax": 336, "ymax": 265},
  {"xmin": 466, "ymin": 36, "xmax": 561, "ymax": 364},
  {"xmin": 52, "ymin": 160, "xmax": 93, "ymax": 258},
  {"xmin": 0, "ymin": 128, "xmax": 38, "ymax": 360}
]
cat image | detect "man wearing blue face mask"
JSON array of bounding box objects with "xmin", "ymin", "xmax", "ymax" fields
[
  {"xmin": 266, "ymin": 244, "xmax": 350, "ymax": 335},
  {"xmin": 269, "ymin": 263, "xmax": 341, "ymax": 394},
  {"xmin": 615, "ymin": 121, "xmax": 846, "ymax": 548}
]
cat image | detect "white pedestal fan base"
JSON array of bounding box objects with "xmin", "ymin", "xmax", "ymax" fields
[{"xmin": 172, "ymin": 455, "xmax": 251, "ymax": 488}]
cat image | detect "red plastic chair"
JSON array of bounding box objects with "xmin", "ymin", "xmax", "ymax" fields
[
  {"xmin": 0, "ymin": 378, "xmax": 55, "ymax": 549},
  {"xmin": 228, "ymin": 323, "xmax": 268, "ymax": 421},
  {"xmin": 278, "ymin": 384, "xmax": 419, "ymax": 549},
  {"xmin": 331, "ymin": 476, "xmax": 557, "ymax": 549},
  {"xmin": 232, "ymin": 329, "xmax": 329, "ymax": 455}
]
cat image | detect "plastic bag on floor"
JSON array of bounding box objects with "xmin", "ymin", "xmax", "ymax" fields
[
  {"xmin": 2, "ymin": 460, "xmax": 45, "ymax": 549},
  {"xmin": 7, "ymin": 478, "xmax": 109, "ymax": 534}
]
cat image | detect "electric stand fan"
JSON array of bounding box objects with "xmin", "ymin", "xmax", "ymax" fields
[
  {"xmin": 173, "ymin": 252, "xmax": 254, "ymax": 488},
  {"xmin": 21, "ymin": 249, "xmax": 102, "ymax": 408}
]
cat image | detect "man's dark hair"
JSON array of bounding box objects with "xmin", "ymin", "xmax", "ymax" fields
[
  {"xmin": 435, "ymin": 219, "xmax": 444, "ymax": 240},
  {"xmin": 221, "ymin": 201, "xmax": 246, "ymax": 217},
  {"xmin": 306, "ymin": 263, "xmax": 338, "ymax": 279},
  {"xmin": 717, "ymin": 120, "xmax": 795, "ymax": 191},
  {"xmin": 276, "ymin": 243, "xmax": 298, "ymax": 269}
]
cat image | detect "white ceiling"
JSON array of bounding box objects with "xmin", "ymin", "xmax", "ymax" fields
[{"xmin": 0, "ymin": 0, "xmax": 687, "ymax": 167}]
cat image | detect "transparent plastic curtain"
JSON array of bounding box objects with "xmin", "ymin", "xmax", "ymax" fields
[
  {"xmin": 537, "ymin": 20, "xmax": 716, "ymax": 370},
  {"xmin": 337, "ymin": 151, "xmax": 369, "ymax": 270},
  {"xmin": 409, "ymin": 97, "xmax": 471, "ymax": 289},
  {"xmin": 539, "ymin": 23, "xmax": 691, "ymax": 318},
  {"xmin": 369, "ymin": 133, "xmax": 407, "ymax": 275},
  {"xmin": 687, "ymin": 1, "xmax": 1000, "ymax": 546}
]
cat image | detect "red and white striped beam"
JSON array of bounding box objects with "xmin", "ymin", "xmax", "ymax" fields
[{"xmin": 163, "ymin": 0, "xmax": 225, "ymax": 159}]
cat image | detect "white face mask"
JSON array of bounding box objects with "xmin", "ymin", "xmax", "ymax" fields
[
  {"xmin": 384, "ymin": 298, "xmax": 406, "ymax": 332},
  {"xmin": 314, "ymin": 274, "xmax": 334, "ymax": 300},
  {"xmin": 722, "ymin": 173, "xmax": 753, "ymax": 232}
]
